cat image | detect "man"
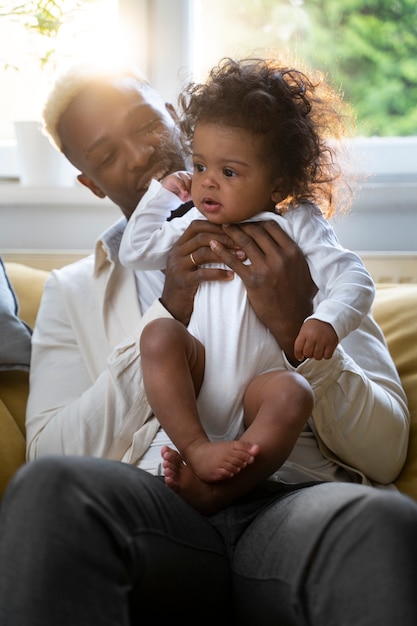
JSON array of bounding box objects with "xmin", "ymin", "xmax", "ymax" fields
[{"xmin": 0, "ymin": 61, "xmax": 416, "ymax": 625}]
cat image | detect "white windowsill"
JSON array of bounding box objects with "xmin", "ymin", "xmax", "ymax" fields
[
  {"xmin": 0, "ymin": 180, "xmax": 120, "ymax": 253},
  {"xmin": 0, "ymin": 180, "xmax": 114, "ymax": 207},
  {"xmin": 1, "ymin": 137, "xmax": 416, "ymax": 255}
]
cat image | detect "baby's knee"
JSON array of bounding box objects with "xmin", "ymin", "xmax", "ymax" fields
[
  {"xmin": 273, "ymin": 371, "xmax": 314, "ymax": 421},
  {"xmin": 140, "ymin": 318, "xmax": 183, "ymax": 355}
]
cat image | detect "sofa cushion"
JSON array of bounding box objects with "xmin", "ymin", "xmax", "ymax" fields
[
  {"xmin": 3, "ymin": 262, "xmax": 49, "ymax": 329},
  {"xmin": 1, "ymin": 264, "xmax": 416, "ymax": 505},
  {"xmin": 0, "ymin": 372, "xmax": 27, "ymax": 500},
  {"xmin": 373, "ymin": 284, "xmax": 417, "ymax": 501},
  {"xmin": 0, "ymin": 263, "xmax": 48, "ymax": 501},
  {"xmin": 0, "ymin": 257, "xmax": 33, "ymax": 372}
]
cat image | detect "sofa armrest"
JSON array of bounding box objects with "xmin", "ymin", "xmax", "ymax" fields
[
  {"xmin": 0, "ymin": 264, "xmax": 49, "ymax": 501},
  {"xmin": 373, "ymin": 284, "xmax": 417, "ymax": 500},
  {"xmin": 4, "ymin": 262, "xmax": 49, "ymax": 329}
]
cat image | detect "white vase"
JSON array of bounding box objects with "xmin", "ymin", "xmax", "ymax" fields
[{"xmin": 13, "ymin": 120, "xmax": 77, "ymax": 187}]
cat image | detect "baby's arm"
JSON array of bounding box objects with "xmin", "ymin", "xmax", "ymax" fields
[
  {"xmin": 294, "ymin": 318, "xmax": 338, "ymax": 361},
  {"xmin": 119, "ymin": 178, "xmax": 198, "ymax": 271},
  {"xmin": 280, "ymin": 204, "xmax": 375, "ymax": 345},
  {"xmin": 161, "ymin": 171, "xmax": 193, "ymax": 203}
]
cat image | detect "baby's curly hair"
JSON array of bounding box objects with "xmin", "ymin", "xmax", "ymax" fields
[{"xmin": 178, "ymin": 57, "xmax": 354, "ymax": 217}]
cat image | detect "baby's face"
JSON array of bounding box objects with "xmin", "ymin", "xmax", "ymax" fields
[{"xmin": 190, "ymin": 122, "xmax": 279, "ymax": 224}]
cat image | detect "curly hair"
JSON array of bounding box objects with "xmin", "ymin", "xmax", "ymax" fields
[{"xmin": 178, "ymin": 58, "xmax": 354, "ymax": 217}]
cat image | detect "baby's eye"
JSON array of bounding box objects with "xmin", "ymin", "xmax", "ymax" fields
[
  {"xmin": 194, "ymin": 162, "xmax": 206, "ymax": 173},
  {"xmin": 223, "ymin": 167, "xmax": 236, "ymax": 177}
]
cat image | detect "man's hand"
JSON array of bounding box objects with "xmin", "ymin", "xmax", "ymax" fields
[
  {"xmin": 161, "ymin": 220, "xmax": 239, "ymax": 325},
  {"xmin": 209, "ymin": 220, "xmax": 318, "ymax": 364},
  {"xmin": 162, "ymin": 218, "xmax": 317, "ymax": 365}
]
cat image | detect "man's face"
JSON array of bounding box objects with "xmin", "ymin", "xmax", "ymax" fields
[{"xmin": 57, "ymin": 77, "xmax": 186, "ymax": 219}]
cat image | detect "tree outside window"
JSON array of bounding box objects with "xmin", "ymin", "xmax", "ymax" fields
[{"xmin": 194, "ymin": 0, "xmax": 417, "ymax": 137}]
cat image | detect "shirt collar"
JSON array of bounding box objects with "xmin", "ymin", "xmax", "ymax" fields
[{"xmin": 94, "ymin": 216, "xmax": 127, "ymax": 275}]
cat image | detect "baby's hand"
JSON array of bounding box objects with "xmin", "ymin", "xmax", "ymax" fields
[
  {"xmin": 161, "ymin": 171, "xmax": 193, "ymax": 202},
  {"xmin": 294, "ymin": 319, "xmax": 338, "ymax": 361}
]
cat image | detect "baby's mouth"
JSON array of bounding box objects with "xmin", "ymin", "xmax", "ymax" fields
[{"xmin": 202, "ymin": 197, "xmax": 221, "ymax": 209}]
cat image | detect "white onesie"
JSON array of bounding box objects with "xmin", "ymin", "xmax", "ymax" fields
[{"xmin": 120, "ymin": 180, "xmax": 375, "ymax": 441}]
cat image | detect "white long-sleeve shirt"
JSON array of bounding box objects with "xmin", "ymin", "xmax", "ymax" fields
[
  {"xmin": 26, "ymin": 214, "xmax": 410, "ymax": 486},
  {"xmin": 119, "ymin": 180, "xmax": 377, "ymax": 450}
]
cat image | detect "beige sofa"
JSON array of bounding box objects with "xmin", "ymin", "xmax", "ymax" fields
[{"xmin": 1, "ymin": 261, "xmax": 417, "ymax": 503}]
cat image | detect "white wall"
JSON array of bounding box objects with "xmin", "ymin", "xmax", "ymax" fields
[
  {"xmin": 330, "ymin": 137, "xmax": 417, "ymax": 252},
  {"xmin": 1, "ymin": 137, "xmax": 416, "ymax": 259}
]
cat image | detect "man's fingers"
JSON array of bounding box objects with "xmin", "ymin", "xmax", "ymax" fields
[
  {"xmin": 209, "ymin": 240, "xmax": 248, "ymax": 276},
  {"xmin": 195, "ymin": 265, "xmax": 235, "ymax": 283},
  {"xmin": 257, "ymin": 219, "xmax": 299, "ymax": 249},
  {"xmin": 222, "ymin": 223, "xmax": 267, "ymax": 260},
  {"xmin": 223, "ymin": 220, "xmax": 303, "ymax": 267},
  {"xmin": 177, "ymin": 220, "xmax": 236, "ymax": 253}
]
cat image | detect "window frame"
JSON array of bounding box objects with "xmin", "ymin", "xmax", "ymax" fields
[{"xmin": 1, "ymin": 0, "xmax": 416, "ymax": 259}]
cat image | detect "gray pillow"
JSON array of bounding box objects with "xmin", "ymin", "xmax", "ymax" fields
[{"xmin": 0, "ymin": 257, "xmax": 32, "ymax": 371}]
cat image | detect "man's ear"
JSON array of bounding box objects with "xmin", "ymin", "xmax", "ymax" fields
[
  {"xmin": 77, "ymin": 173, "xmax": 106, "ymax": 198},
  {"xmin": 165, "ymin": 102, "xmax": 179, "ymax": 121}
]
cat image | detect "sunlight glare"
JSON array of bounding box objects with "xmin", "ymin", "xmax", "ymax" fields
[
  {"xmin": 56, "ymin": 0, "xmax": 130, "ymax": 72},
  {"xmin": 0, "ymin": 0, "xmax": 131, "ymax": 137}
]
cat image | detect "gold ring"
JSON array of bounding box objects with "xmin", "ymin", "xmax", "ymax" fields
[{"xmin": 190, "ymin": 252, "xmax": 198, "ymax": 266}]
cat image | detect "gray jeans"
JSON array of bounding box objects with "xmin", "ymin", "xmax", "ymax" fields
[{"xmin": 0, "ymin": 456, "xmax": 416, "ymax": 625}]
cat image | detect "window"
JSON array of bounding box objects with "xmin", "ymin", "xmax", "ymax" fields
[
  {"xmin": 0, "ymin": 0, "xmax": 119, "ymax": 142},
  {"xmin": 192, "ymin": 0, "xmax": 417, "ymax": 138},
  {"xmin": 2, "ymin": 0, "xmax": 415, "ymax": 142},
  {"xmin": 188, "ymin": 0, "xmax": 417, "ymax": 256},
  {"xmin": 1, "ymin": 0, "xmax": 416, "ymax": 258}
]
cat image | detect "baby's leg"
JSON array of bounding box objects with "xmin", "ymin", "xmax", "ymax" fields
[
  {"xmin": 161, "ymin": 371, "xmax": 314, "ymax": 514},
  {"xmin": 242, "ymin": 370, "xmax": 314, "ymax": 476},
  {"xmin": 140, "ymin": 318, "xmax": 258, "ymax": 482}
]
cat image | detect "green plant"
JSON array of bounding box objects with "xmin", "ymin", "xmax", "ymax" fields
[{"xmin": 0, "ymin": 0, "xmax": 97, "ymax": 72}]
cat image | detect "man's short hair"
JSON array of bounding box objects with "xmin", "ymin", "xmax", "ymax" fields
[{"xmin": 42, "ymin": 61, "xmax": 149, "ymax": 151}]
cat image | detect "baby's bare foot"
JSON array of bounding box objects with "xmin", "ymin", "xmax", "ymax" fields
[
  {"xmin": 184, "ymin": 439, "xmax": 259, "ymax": 482},
  {"xmin": 162, "ymin": 446, "xmax": 222, "ymax": 515}
]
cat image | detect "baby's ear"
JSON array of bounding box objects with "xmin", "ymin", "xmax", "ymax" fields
[
  {"xmin": 271, "ymin": 181, "xmax": 287, "ymax": 213},
  {"xmin": 271, "ymin": 183, "xmax": 285, "ymax": 206}
]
